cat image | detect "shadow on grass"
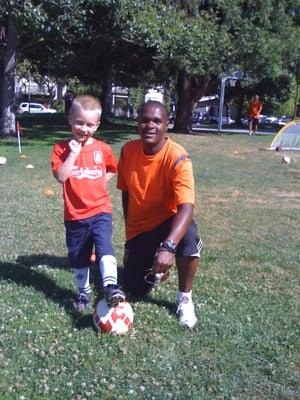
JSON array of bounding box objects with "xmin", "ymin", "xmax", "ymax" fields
[
  {"xmin": 0, "ymin": 256, "xmax": 97, "ymax": 330},
  {"xmin": 129, "ymin": 294, "xmax": 175, "ymax": 315},
  {"xmin": 17, "ymin": 254, "xmax": 69, "ymax": 269},
  {"xmin": 0, "ymin": 260, "xmax": 75, "ymax": 311},
  {"xmin": 0, "ymin": 255, "xmax": 176, "ymax": 330}
]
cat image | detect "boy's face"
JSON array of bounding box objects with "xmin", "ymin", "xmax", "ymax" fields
[
  {"xmin": 68, "ymin": 109, "xmax": 100, "ymax": 144},
  {"xmin": 138, "ymin": 104, "xmax": 169, "ymax": 153}
]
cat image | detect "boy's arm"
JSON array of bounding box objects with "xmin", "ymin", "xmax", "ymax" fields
[{"xmin": 53, "ymin": 139, "xmax": 81, "ymax": 183}]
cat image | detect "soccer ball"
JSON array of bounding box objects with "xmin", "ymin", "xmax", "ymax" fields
[
  {"xmin": 0, "ymin": 156, "xmax": 7, "ymax": 165},
  {"xmin": 93, "ymin": 299, "xmax": 134, "ymax": 335}
]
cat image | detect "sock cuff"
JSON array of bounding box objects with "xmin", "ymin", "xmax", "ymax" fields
[
  {"xmin": 100, "ymin": 255, "xmax": 117, "ymax": 266},
  {"xmin": 177, "ymin": 290, "xmax": 192, "ymax": 301},
  {"xmin": 100, "ymin": 255, "xmax": 118, "ymax": 287}
]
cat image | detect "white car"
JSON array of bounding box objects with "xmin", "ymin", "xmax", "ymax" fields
[{"xmin": 17, "ymin": 102, "xmax": 57, "ymax": 114}]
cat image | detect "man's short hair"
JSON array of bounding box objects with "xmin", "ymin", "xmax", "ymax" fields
[
  {"xmin": 69, "ymin": 95, "xmax": 102, "ymax": 119},
  {"xmin": 138, "ymin": 101, "xmax": 168, "ymax": 120}
]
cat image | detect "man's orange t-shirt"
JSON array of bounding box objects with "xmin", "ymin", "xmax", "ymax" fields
[
  {"xmin": 51, "ymin": 138, "xmax": 117, "ymax": 221},
  {"xmin": 249, "ymin": 100, "xmax": 262, "ymax": 119},
  {"xmin": 117, "ymin": 137, "xmax": 195, "ymax": 240}
]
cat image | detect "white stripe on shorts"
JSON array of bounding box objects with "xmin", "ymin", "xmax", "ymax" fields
[{"xmin": 190, "ymin": 237, "xmax": 203, "ymax": 258}]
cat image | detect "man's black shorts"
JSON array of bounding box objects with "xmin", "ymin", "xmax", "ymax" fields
[{"xmin": 123, "ymin": 216, "xmax": 203, "ymax": 296}]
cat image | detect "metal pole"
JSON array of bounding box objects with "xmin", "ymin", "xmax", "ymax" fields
[
  {"xmin": 293, "ymin": 83, "xmax": 299, "ymax": 120},
  {"xmin": 28, "ymin": 72, "xmax": 31, "ymax": 113},
  {"xmin": 218, "ymin": 77, "xmax": 226, "ymax": 133},
  {"xmin": 16, "ymin": 121, "xmax": 22, "ymax": 154}
]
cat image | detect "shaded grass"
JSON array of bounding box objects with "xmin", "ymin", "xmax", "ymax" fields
[{"xmin": 0, "ymin": 117, "xmax": 299, "ymax": 399}]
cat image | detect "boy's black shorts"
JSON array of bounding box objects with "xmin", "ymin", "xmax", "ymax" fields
[
  {"xmin": 65, "ymin": 212, "xmax": 114, "ymax": 269},
  {"xmin": 123, "ymin": 216, "xmax": 203, "ymax": 296}
]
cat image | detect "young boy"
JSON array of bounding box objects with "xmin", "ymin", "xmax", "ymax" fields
[
  {"xmin": 117, "ymin": 101, "xmax": 203, "ymax": 329},
  {"xmin": 51, "ymin": 95, "xmax": 125, "ymax": 311}
]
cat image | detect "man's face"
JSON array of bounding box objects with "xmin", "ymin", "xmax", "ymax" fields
[{"xmin": 138, "ymin": 105, "xmax": 169, "ymax": 152}]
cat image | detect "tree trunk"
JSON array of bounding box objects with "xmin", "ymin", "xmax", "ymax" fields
[
  {"xmin": 100, "ymin": 64, "xmax": 112, "ymax": 122},
  {"xmin": 173, "ymin": 71, "xmax": 194, "ymax": 133},
  {"xmin": 173, "ymin": 71, "xmax": 212, "ymax": 134},
  {"xmin": 0, "ymin": 20, "xmax": 17, "ymax": 138},
  {"xmin": 235, "ymin": 91, "xmax": 245, "ymax": 124}
]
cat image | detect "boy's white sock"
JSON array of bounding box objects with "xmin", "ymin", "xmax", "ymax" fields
[
  {"xmin": 177, "ymin": 290, "xmax": 192, "ymax": 302},
  {"xmin": 74, "ymin": 267, "xmax": 91, "ymax": 295},
  {"xmin": 100, "ymin": 255, "xmax": 118, "ymax": 287}
]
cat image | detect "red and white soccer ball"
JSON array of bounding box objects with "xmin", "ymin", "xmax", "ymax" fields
[{"xmin": 93, "ymin": 299, "xmax": 134, "ymax": 335}]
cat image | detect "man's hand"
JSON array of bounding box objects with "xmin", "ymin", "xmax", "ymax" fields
[
  {"xmin": 153, "ymin": 249, "xmax": 174, "ymax": 275},
  {"xmin": 69, "ymin": 139, "xmax": 82, "ymax": 156}
]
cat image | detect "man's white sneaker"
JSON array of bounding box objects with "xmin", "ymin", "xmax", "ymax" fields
[{"xmin": 176, "ymin": 296, "xmax": 197, "ymax": 329}]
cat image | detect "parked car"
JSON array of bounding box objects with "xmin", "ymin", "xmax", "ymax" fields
[
  {"xmin": 265, "ymin": 116, "xmax": 279, "ymax": 125},
  {"xmin": 264, "ymin": 115, "xmax": 292, "ymax": 126},
  {"xmin": 17, "ymin": 102, "xmax": 57, "ymax": 114},
  {"xmin": 192, "ymin": 111, "xmax": 206, "ymax": 124},
  {"xmin": 209, "ymin": 116, "xmax": 235, "ymax": 125},
  {"xmin": 278, "ymin": 116, "xmax": 292, "ymax": 126}
]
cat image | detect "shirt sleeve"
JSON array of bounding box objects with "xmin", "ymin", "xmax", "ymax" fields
[
  {"xmin": 105, "ymin": 145, "xmax": 118, "ymax": 173},
  {"xmin": 172, "ymin": 156, "xmax": 195, "ymax": 205},
  {"xmin": 51, "ymin": 142, "xmax": 68, "ymax": 173}
]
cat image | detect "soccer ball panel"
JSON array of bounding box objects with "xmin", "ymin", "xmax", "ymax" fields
[{"xmin": 93, "ymin": 299, "xmax": 134, "ymax": 335}]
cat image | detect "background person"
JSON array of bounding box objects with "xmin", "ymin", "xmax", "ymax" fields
[
  {"xmin": 51, "ymin": 95, "xmax": 125, "ymax": 311},
  {"xmin": 248, "ymin": 95, "xmax": 263, "ymax": 135},
  {"xmin": 117, "ymin": 101, "xmax": 203, "ymax": 329}
]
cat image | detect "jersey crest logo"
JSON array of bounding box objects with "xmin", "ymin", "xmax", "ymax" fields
[{"xmin": 94, "ymin": 151, "xmax": 103, "ymax": 164}]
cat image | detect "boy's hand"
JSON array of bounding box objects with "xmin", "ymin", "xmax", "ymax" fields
[{"xmin": 69, "ymin": 139, "xmax": 82, "ymax": 156}]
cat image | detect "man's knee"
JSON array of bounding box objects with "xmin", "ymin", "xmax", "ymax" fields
[{"xmin": 124, "ymin": 273, "xmax": 153, "ymax": 296}]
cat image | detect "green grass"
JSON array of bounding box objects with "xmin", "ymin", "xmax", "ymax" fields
[{"xmin": 0, "ymin": 116, "xmax": 299, "ymax": 399}]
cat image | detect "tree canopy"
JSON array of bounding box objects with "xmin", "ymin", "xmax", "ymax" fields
[{"xmin": 1, "ymin": 0, "xmax": 300, "ymax": 136}]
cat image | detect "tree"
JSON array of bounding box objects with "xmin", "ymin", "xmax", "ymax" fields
[
  {"xmin": 0, "ymin": 0, "xmax": 86, "ymax": 137},
  {"xmin": 117, "ymin": 0, "xmax": 300, "ymax": 132},
  {"xmin": 0, "ymin": 18, "xmax": 17, "ymax": 137}
]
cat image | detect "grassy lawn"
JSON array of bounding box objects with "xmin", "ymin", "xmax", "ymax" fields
[{"xmin": 0, "ymin": 115, "xmax": 299, "ymax": 399}]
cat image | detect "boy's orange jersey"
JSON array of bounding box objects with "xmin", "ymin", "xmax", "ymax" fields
[{"xmin": 51, "ymin": 138, "xmax": 117, "ymax": 220}]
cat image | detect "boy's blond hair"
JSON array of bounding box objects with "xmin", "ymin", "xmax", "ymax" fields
[{"xmin": 69, "ymin": 95, "xmax": 102, "ymax": 119}]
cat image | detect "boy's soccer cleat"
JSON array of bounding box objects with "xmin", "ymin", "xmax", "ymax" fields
[
  {"xmin": 74, "ymin": 293, "xmax": 91, "ymax": 311},
  {"xmin": 104, "ymin": 284, "xmax": 126, "ymax": 306},
  {"xmin": 176, "ymin": 296, "xmax": 197, "ymax": 329}
]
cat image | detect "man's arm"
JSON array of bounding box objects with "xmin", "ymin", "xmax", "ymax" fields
[
  {"xmin": 165, "ymin": 203, "xmax": 193, "ymax": 245},
  {"xmin": 121, "ymin": 191, "xmax": 129, "ymax": 223},
  {"xmin": 155, "ymin": 203, "xmax": 193, "ymax": 274}
]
